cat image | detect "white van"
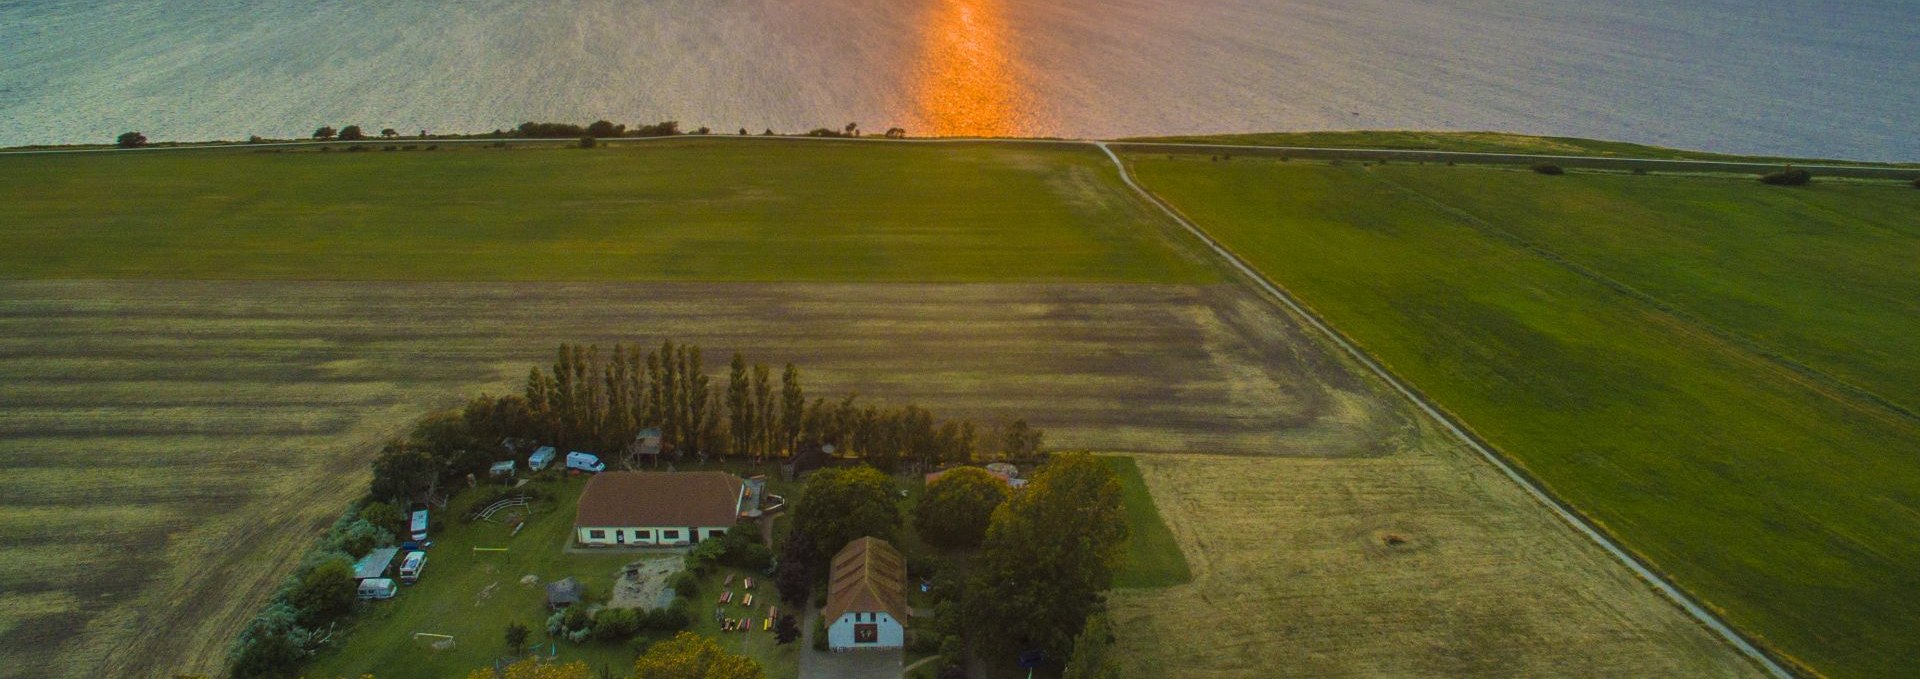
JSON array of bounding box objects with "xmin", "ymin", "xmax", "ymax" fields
[
  {"xmin": 528, "ymin": 446, "xmax": 557, "ymax": 471},
  {"xmin": 399, "ymin": 551, "xmax": 427, "ymax": 584},
  {"xmin": 566, "ymin": 451, "xmax": 605, "ymax": 473},
  {"xmin": 357, "ymin": 578, "xmax": 398, "ymax": 600},
  {"xmin": 409, "ymin": 509, "xmax": 429, "ymax": 541}
]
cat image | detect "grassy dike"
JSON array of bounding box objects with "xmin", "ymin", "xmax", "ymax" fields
[{"xmin": 1122, "ymin": 153, "xmax": 1920, "ymax": 678}]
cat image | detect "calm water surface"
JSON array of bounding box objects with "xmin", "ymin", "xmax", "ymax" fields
[{"xmin": 1, "ymin": 0, "xmax": 1915, "ymax": 159}]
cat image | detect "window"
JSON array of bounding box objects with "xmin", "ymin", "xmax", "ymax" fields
[
  {"xmin": 588, "ymin": 530, "xmax": 605, "ymax": 539},
  {"xmin": 662, "ymin": 529, "xmax": 680, "ymax": 541}
]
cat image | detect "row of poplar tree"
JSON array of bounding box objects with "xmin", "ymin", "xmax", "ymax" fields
[{"xmin": 507, "ymin": 341, "xmax": 1044, "ymax": 470}]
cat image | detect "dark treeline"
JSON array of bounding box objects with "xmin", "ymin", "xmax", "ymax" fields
[
  {"xmin": 492, "ymin": 341, "xmax": 1040, "ymax": 470},
  {"xmin": 514, "ymin": 120, "xmax": 684, "ymax": 139}
]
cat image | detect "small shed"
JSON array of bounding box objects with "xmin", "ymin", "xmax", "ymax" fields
[
  {"xmin": 546, "ymin": 577, "xmax": 582, "ymax": 609},
  {"xmin": 352, "ymin": 547, "xmax": 400, "ymax": 581}
]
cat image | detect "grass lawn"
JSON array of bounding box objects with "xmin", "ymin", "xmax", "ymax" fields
[
  {"xmin": 0, "ymin": 139, "xmax": 1216, "ymax": 283},
  {"xmin": 1100, "ymin": 456, "xmax": 1191, "ymax": 589},
  {"xmin": 1124, "ymin": 154, "xmax": 1920, "ymax": 678},
  {"xmin": 1121, "ymin": 130, "xmax": 1915, "ymax": 166},
  {"xmin": 304, "ymin": 470, "xmax": 799, "ymax": 679}
]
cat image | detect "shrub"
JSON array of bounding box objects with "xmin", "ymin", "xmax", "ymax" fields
[
  {"xmin": 1530, "ymin": 163, "xmax": 1564, "ymax": 175},
  {"xmin": 578, "ymin": 135, "xmax": 597, "ymax": 149},
  {"xmin": 1760, "ymin": 167, "xmax": 1811, "ymax": 185},
  {"xmin": 286, "ymin": 557, "xmax": 356, "ymax": 627},
  {"xmin": 642, "ymin": 603, "xmax": 691, "ymax": 632},
  {"xmin": 1632, "ymin": 167, "xmax": 1649, "ymax": 176},
  {"xmin": 1910, "ymin": 177, "xmax": 1919, "ymax": 189},
  {"xmin": 668, "ymin": 570, "xmax": 700, "ymax": 597},
  {"xmin": 593, "ymin": 607, "xmax": 641, "ymax": 641},
  {"xmin": 811, "ymin": 614, "xmax": 828, "ymax": 651}
]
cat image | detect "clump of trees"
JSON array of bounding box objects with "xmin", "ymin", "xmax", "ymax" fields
[
  {"xmin": 512, "ymin": 120, "xmax": 682, "ymax": 138},
  {"xmin": 1530, "ymin": 163, "xmax": 1564, "ymax": 175},
  {"xmin": 966, "ymin": 452, "xmax": 1127, "ymax": 661},
  {"xmin": 632, "ymin": 632, "xmax": 765, "ymax": 679},
  {"xmin": 312, "ymin": 126, "xmax": 336, "ymax": 140},
  {"xmin": 116, "ymin": 131, "xmax": 147, "ymax": 148},
  {"xmin": 914, "ymin": 467, "xmax": 1008, "ymax": 549},
  {"xmin": 338, "ymin": 125, "xmax": 365, "ymax": 141},
  {"xmin": 1760, "ymin": 167, "xmax": 1812, "ymax": 185}
]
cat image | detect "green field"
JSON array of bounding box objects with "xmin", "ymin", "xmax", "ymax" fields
[
  {"xmin": 1122, "ymin": 130, "xmax": 1918, "ymax": 166},
  {"xmin": 1101, "ymin": 456, "xmax": 1191, "ymax": 589},
  {"xmin": 0, "ymin": 139, "xmax": 1215, "ymax": 283},
  {"xmin": 1123, "ymin": 154, "xmax": 1920, "ymax": 678}
]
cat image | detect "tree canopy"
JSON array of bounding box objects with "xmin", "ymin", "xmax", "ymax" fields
[
  {"xmin": 966, "ymin": 453, "xmax": 1128, "ymax": 659},
  {"xmin": 792, "ymin": 466, "xmax": 900, "ymax": 562},
  {"xmin": 915, "ymin": 467, "xmax": 1009, "ymax": 549},
  {"xmin": 466, "ymin": 659, "xmax": 591, "ymax": 679},
  {"xmin": 116, "ymin": 131, "xmax": 147, "ymax": 148},
  {"xmin": 632, "ymin": 632, "xmax": 765, "ymax": 679}
]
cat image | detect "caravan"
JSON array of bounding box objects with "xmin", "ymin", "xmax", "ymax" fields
[
  {"xmin": 528, "ymin": 446, "xmax": 557, "ymax": 472},
  {"xmin": 357, "ymin": 578, "xmax": 397, "ymax": 600},
  {"xmin": 398, "ymin": 551, "xmax": 427, "ymax": 584},
  {"xmin": 566, "ymin": 451, "xmax": 605, "ymax": 473},
  {"xmin": 409, "ymin": 509, "xmax": 429, "ymax": 541}
]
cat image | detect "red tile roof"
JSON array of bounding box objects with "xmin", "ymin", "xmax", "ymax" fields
[
  {"xmin": 824, "ymin": 537, "xmax": 908, "ymax": 624},
  {"xmin": 574, "ymin": 471, "xmax": 744, "ymax": 528}
]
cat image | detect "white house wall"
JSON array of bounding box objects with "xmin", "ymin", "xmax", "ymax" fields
[
  {"xmin": 575, "ymin": 525, "xmax": 729, "ymax": 546},
  {"xmin": 827, "ymin": 612, "xmax": 905, "ymax": 650}
]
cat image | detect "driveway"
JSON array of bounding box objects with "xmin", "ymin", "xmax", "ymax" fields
[{"xmin": 798, "ymin": 607, "xmax": 906, "ymax": 679}]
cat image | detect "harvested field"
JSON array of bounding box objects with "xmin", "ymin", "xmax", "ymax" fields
[
  {"xmin": 0, "ymin": 278, "xmax": 1405, "ymax": 678},
  {"xmin": 1107, "ymin": 450, "xmax": 1765, "ymax": 678}
]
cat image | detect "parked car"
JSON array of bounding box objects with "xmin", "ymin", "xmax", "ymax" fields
[
  {"xmin": 399, "ymin": 550, "xmax": 427, "ymax": 584},
  {"xmin": 528, "ymin": 446, "xmax": 557, "ymax": 471},
  {"xmin": 566, "ymin": 451, "xmax": 605, "ymax": 473},
  {"xmin": 409, "ymin": 509, "xmax": 429, "ymax": 541},
  {"xmin": 357, "ymin": 578, "xmax": 398, "ymax": 600}
]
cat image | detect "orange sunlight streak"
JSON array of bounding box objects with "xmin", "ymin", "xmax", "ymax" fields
[{"xmin": 913, "ymin": 0, "xmax": 1023, "ymax": 137}]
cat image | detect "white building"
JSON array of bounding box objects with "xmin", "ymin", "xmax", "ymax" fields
[
  {"xmin": 573, "ymin": 471, "xmax": 746, "ymax": 547},
  {"xmin": 825, "ymin": 537, "xmax": 908, "ymax": 650}
]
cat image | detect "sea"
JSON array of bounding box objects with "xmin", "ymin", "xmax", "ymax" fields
[{"xmin": 1, "ymin": 0, "xmax": 1915, "ymax": 160}]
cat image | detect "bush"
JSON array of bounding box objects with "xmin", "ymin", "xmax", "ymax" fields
[
  {"xmin": 286, "ymin": 558, "xmax": 356, "ymax": 627},
  {"xmin": 593, "ymin": 607, "xmax": 641, "ymax": 641},
  {"xmin": 578, "ymin": 135, "xmax": 597, "ymax": 149},
  {"xmin": 1530, "ymin": 163, "xmax": 1564, "ymax": 175},
  {"xmin": 811, "ymin": 613, "xmax": 828, "ymax": 651},
  {"xmin": 1910, "ymin": 177, "xmax": 1919, "ymax": 189},
  {"xmin": 643, "ymin": 603, "xmax": 692, "ymax": 632},
  {"xmin": 668, "ymin": 570, "xmax": 700, "ymax": 597},
  {"xmin": 1760, "ymin": 167, "xmax": 1811, "ymax": 185}
]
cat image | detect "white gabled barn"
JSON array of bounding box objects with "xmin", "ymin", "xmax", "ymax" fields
[{"xmin": 824, "ymin": 536, "xmax": 908, "ymax": 650}]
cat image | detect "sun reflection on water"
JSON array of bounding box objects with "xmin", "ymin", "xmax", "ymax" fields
[{"xmin": 913, "ymin": 0, "xmax": 1023, "ymax": 137}]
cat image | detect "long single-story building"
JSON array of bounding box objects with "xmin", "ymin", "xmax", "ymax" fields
[
  {"xmin": 573, "ymin": 471, "xmax": 746, "ymax": 547},
  {"xmin": 824, "ymin": 536, "xmax": 908, "ymax": 650}
]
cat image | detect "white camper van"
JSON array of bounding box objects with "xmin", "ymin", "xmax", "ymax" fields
[
  {"xmin": 357, "ymin": 578, "xmax": 398, "ymax": 600},
  {"xmin": 528, "ymin": 446, "xmax": 557, "ymax": 471},
  {"xmin": 398, "ymin": 550, "xmax": 427, "ymax": 584},
  {"xmin": 565, "ymin": 451, "xmax": 605, "ymax": 473},
  {"xmin": 409, "ymin": 509, "xmax": 429, "ymax": 541}
]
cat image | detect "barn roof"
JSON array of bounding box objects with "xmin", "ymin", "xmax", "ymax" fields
[
  {"xmin": 824, "ymin": 537, "xmax": 908, "ymax": 624},
  {"xmin": 574, "ymin": 471, "xmax": 744, "ymax": 528}
]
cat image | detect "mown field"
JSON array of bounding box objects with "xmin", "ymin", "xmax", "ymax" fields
[
  {"xmin": 0, "ymin": 139, "xmax": 1217, "ymax": 283},
  {"xmin": 1107, "ymin": 448, "xmax": 1760, "ymax": 677},
  {"xmin": 1123, "ymin": 154, "xmax": 1920, "ymax": 678}
]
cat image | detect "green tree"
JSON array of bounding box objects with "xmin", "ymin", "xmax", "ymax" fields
[
  {"xmin": 632, "ymin": 632, "xmax": 765, "ymax": 679},
  {"xmin": 774, "ymin": 614, "xmax": 801, "ymax": 644},
  {"xmin": 312, "ymin": 126, "xmax": 336, "ymax": 140},
  {"xmin": 1062, "ymin": 611, "xmax": 1122, "ymax": 679},
  {"xmin": 381, "ymin": 128, "xmax": 398, "ymax": 138},
  {"xmin": 338, "ymin": 125, "xmax": 365, "ymax": 141},
  {"xmin": 727, "ymin": 353, "xmax": 751, "ymax": 460},
  {"xmin": 792, "ymin": 466, "xmax": 900, "ymax": 562},
  {"xmin": 287, "ymin": 557, "xmax": 357, "ymax": 626},
  {"xmin": 915, "ymin": 467, "xmax": 1009, "ymax": 549},
  {"xmin": 586, "ymin": 120, "xmax": 625, "ymax": 137},
  {"xmin": 751, "ymin": 363, "xmax": 773, "ymax": 460},
  {"xmin": 116, "ymin": 131, "xmax": 147, "ymax": 148},
  {"xmin": 967, "ymin": 453, "xmax": 1127, "ymax": 658},
  {"xmin": 779, "ymin": 363, "xmax": 804, "ymax": 455},
  {"xmin": 466, "ymin": 659, "xmax": 590, "ymax": 679}
]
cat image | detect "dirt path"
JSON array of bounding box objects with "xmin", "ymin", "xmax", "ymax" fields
[{"xmin": 1090, "ymin": 141, "xmax": 1791, "ymax": 679}]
